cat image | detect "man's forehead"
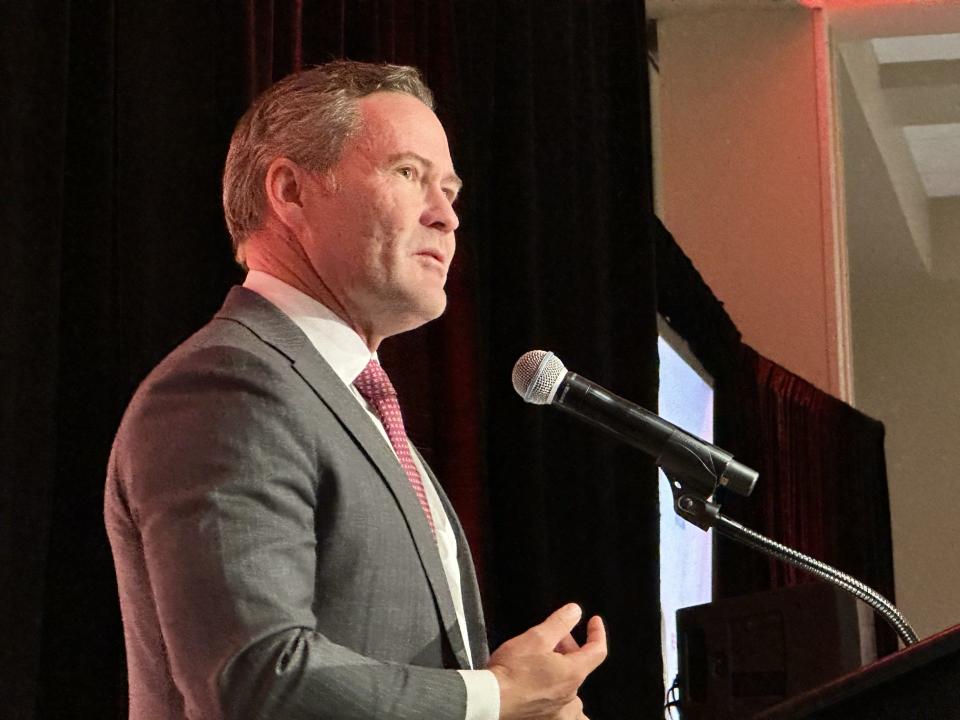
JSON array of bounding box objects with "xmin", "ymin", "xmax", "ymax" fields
[
  {"xmin": 354, "ymin": 93, "xmax": 458, "ymax": 173},
  {"xmin": 357, "ymin": 91, "xmax": 438, "ymax": 130}
]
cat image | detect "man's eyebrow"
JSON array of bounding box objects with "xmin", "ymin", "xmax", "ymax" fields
[{"xmin": 387, "ymin": 152, "xmax": 464, "ymax": 191}]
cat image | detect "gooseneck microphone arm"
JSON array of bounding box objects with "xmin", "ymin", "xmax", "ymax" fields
[
  {"xmin": 674, "ymin": 490, "xmax": 918, "ymax": 646},
  {"xmin": 513, "ymin": 350, "xmax": 919, "ymax": 647}
]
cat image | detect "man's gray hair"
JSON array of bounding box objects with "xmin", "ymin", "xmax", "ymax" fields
[{"xmin": 222, "ymin": 60, "xmax": 435, "ymax": 263}]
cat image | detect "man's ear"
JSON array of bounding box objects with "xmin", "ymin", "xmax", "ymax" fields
[{"xmin": 264, "ymin": 157, "xmax": 307, "ymax": 231}]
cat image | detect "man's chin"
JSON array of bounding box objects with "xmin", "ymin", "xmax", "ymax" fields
[
  {"xmin": 413, "ymin": 294, "xmax": 448, "ymax": 325},
  {"xmin": 384, "ymin": 293, "xmax": 448, "ymax": 336}
]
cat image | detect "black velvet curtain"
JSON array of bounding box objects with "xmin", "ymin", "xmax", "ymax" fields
[
  {"xmin": 3, "ymin": 2, "xmax": 659, "ymax": 719},
  {"xmin": 655, "ymin": 218, "xmax": 898, "ymax": 658},
  {"xmin": 4, "ymin": 5, "xmax": 248, "ymax": 719},
  {"xmin": 453, "ymin": 8, "xmax": 661, "ymax": 719}
]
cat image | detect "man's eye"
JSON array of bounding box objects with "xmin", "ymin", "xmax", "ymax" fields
[{"xmin": 397, "ymin": 167, "xmax": 415, "ymax": 179}]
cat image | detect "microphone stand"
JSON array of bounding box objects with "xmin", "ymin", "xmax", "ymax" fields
[{"xmin": 666, "ymin": 472, "xmax": 919, "ymax": 647}]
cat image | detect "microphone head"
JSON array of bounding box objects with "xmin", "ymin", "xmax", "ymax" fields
[{"xmin": 512, "ymin": 350, "xmax": 567, "ymax": 405}]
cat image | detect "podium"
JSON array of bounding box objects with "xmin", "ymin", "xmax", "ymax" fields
[{"xmin": 753, "ymin": 623, "xmax": 960, "ymax": 719}]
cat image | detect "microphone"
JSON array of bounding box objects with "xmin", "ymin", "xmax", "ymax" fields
[{"xmin": 512, "ymin": 350, "xmax": 758, "ymax": 498}]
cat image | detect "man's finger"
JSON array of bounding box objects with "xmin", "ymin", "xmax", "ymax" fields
[
  {"xmin": 566, "ymin": 615, "xmax": 608, "ymax": 675},
  {"xmin": 584, "ymin": 615, "xmax": 605, "ymax": 646},
  {"xmin": 528, "ymin": 603, "xmax": 583, "ymax": 650}
]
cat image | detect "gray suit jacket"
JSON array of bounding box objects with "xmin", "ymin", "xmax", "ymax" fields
[{"xmin": 105, "ymin": 287, "xmax": 489, "ymax": 720}]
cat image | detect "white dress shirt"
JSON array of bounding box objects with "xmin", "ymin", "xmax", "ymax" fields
[{"xmin": 243, "ymin": 270, "xmax": 500, "ymax": 720}]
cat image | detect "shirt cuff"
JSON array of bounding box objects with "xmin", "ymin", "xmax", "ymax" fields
[{"xmin": 458, "ymin": 669, "xmax": 501, "ymax": 720}]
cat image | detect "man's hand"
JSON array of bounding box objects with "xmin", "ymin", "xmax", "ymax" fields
[{"xmin": 487, "ymin": 603, "xmax": 607, "ymax": 720}]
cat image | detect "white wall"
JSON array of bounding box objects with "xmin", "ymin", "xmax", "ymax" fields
[
  {"xmin": 655, "ymin": 7, "xmax": 844, "ymax": 396},
  {"xmin": 836, "ymin": 54, "xmax": 960, "ymax": 641}
]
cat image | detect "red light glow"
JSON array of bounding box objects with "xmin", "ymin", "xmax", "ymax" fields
[{"xmin": 798, "ymin": 0, "xmax": 958, "ymax": 7}]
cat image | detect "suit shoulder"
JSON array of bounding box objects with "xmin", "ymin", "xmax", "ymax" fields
[
  {"xmin": 116, "ymin": 318, "xmax": 304, "ymax": 444},
  {"xmin": 125, "ymin": 314, "xmax": 300, "ymax": 412},
  {"xmin": 153, "ymin": 315, "xmax": 289, "ymax": 377}
]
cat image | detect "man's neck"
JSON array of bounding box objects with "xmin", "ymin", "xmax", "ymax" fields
[{"xmin": 243, "ymin": 236, "xmax": 382, "ymax": 351}]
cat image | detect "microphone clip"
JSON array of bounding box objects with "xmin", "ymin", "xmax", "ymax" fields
[{"xmin": 667, "ymin": 474, "xmax": 721, "ymax": 532}]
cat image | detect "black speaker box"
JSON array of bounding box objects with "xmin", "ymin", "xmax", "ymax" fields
[{"xmin": 676, "ymin": 581, "xmax": 864, "ymax": 719}]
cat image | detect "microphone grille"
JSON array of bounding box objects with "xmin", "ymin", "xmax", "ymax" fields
[{"xmin": 512, "ymin": 350, "xmax": 567, "ymax": 405}]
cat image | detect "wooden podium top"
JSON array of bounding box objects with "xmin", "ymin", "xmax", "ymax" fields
[{"xmin": 754, "ymin": 623, "xmax": 960, "ymax": 719}]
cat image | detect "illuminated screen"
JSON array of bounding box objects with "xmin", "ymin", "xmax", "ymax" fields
[{"xmin": 658, "ymin": 331, "xmax": 714, "ymax": 698}]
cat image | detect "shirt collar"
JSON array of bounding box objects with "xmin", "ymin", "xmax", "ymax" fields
[{"xmin": 242, "ymin": 270, "xmax": 375, "ymax": 386}]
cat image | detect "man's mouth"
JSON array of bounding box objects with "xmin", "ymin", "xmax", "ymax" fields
[{"xmin": 416, "ymin": 250, "xmax": 446, "ymax": 268}]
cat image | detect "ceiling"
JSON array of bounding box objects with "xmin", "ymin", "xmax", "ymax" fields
[
  {"xmin": 647, "ymin": 0, "xmax": 796, "ymax": 15},
  {"xmin": 646, "ymin": 0, "xmax": 960, "ymax": 277},
  {"xmin": 829, "ymin": 2, "xmax": 960, "ymax": 277}
]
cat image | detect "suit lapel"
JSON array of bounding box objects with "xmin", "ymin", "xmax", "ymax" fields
[
  {"xmin": 215, "ymin": 287, "xmax": 466, "ymax": 666},
  {"xmin": 417, "ymin": 454, "xmax": 488, "ymax": 670}
]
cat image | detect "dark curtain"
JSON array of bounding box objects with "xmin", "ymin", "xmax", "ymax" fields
[
  {"xmin": 2, "ymin": 6, "xmax": 70, "ymax": 717},
  {"xmin": 4, "ymin": 4, "xmax": 247, "ymax": 719},
  {"xmin": 3, "ymin": 2, "xmax": 660, "ymax": 719},
  {"xmin": 655, "ymin": 218, "xmax": 898, "ymax": 658},
  {"xmin": 453, "ymin": 7, "xmax": 662, "ymax": 719}
]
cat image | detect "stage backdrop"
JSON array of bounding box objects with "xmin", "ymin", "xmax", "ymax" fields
[
  {"xmin": 3, "ymin": 3, "xmax": 895, "ymax": 718},
  {"xmin": 2, "ymin": 2, "xmax": 661, "ymax": 719}
]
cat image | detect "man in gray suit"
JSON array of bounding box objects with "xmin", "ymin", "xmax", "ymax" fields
[{"xmin": 105, "ymin": 61, "xmax": 606, "ymax": 719}]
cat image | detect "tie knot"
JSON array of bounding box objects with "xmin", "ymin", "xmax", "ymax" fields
[{"xmin": 353, "ymin": 360, "xmax": 397, "ymax": 403}]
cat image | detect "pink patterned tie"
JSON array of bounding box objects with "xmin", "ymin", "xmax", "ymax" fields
[{"xmin": 353, "ymin": 360, "xmax": 436, "ymax": 537}]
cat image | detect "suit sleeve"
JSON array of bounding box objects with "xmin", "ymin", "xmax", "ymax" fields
[{"xmin": 112, "ymin": 344, "xmax": 468, "ymax": 720}]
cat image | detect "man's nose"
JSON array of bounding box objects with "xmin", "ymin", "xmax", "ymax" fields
[{"xmin": 422, "ymin": 186, "xmax": 459, "ymax": 233}]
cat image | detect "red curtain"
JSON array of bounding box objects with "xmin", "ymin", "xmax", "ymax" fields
[{"xmin": 718, "ymin": 349, "xmax": 898, "ymax": 655}]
